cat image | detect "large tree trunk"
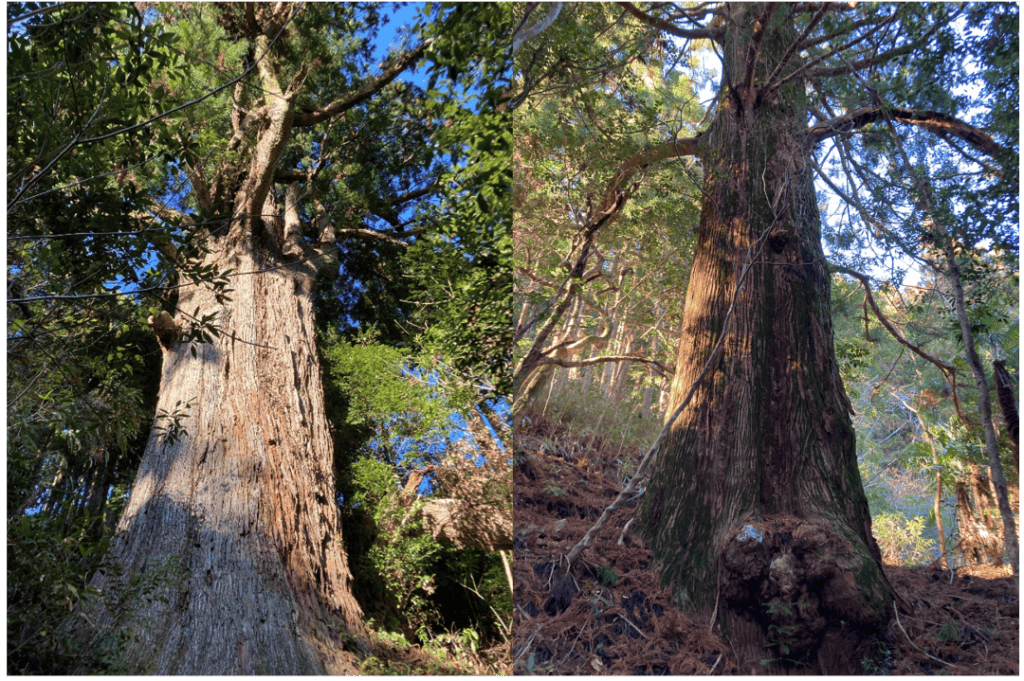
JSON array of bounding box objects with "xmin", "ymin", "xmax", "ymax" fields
[
  {"xmin": 83, "ymin": 242, "xmax": 365, "ymax": 674},
  {"xmin": 60, "ymin": 6, "xmax": 436, "ymax": 671},
  {"xmin": 638, "ymin": 6, "xmax": 893, "ymax": 673}
]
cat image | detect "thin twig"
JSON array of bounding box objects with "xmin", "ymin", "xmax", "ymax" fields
[
  {"xmin": 709, "ymin": 583, "xmax": 720, "ymax": 633},
  {"xmin": 619, "ymin": 613, "xmax": 649, "ymax": 640},
  {"xmin": 567, "ymin": 620, "xmax": 588, "ymax": 657},
  {"xmin": 709, "ymin": 652, "xmax": 723, "ymax": 675},
  {"xmin": 513, "ymin": 624, "xmax": 544, "ymax": 666},
  {"xmin": 892, "ymin": 601, "xmax": 956, "ymax": 669},
  {"xmin": 616, "ymin": 517, "xmax": 636, "ymax": 545}
]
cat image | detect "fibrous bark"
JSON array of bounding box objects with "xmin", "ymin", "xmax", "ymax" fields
[
  {"xmin": 955, "ymin": 464, "xmax": 1005, "ymax": 566},
  {"xmin": 637, "ymin": 5, "xmax": 894, "ymax": 672},
  {"xmin": 83, "ymin": 243, "xmax": 364, "ymax": 674},
  {"xmin": 68, "ymin": 6, "xmax": 432, "ymax": 670}
]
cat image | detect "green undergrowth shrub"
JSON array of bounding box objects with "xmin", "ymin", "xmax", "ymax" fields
[
  {"xmin": 349, "ymin": 457, "xmax": 441, "ymax": 637},
  {"xmin": 872, "ymin": 512, "xmax": 935, "ymax": 566},
  {"xmin": 347, "ymin": 457, "xmax": 511, "ymax": 672}
]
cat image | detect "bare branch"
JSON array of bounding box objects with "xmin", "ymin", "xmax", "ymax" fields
[
  {"xmin": 8, "ymin": 3, "xmax": 62, "ymax": 25},
  {"xmin": 537, "ymin": 353, "xmax": 674, "ymax": 379},
  {"xmin": 513, "ymin": 2, "xmax": 563, "ymax": 54},
  {"xmin": 617, "ymin": 2, "xmax": 723, "ymax": 41},
  {"xmin": 335, "ymin": 227, "xmax": 412, "ymax": 249},
  {"xmin": 833, "ymin": 267, "xmax": 976, "ymax": 425},
  {"xmin": 592, "ymin": 137, "xmax": 700, "ymax": 229},
  {"xmin": 806, "ymin": 107, "xmax": 1002, "ymax": 159}
]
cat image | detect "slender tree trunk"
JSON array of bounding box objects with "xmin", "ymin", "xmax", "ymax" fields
[
  {"xmin": 658, "ymin": 371, "xmax": 670, "ymax": 418},
  {"xmin": 82, "ymin": 242, "xmax": 365, "ymax": 674},
  {"xmin": 940, "ymin": 238, "xmax": 1018, "ymax": 572},
  {"xmin": 609, "ymin": 329, "xmax": 633, "ymax": 404},
  {"xmin": 563, "ymin": 293, "xmax": 584, "ymax": 382},
  {"xmin": 898, "ymin": 395, "xmax": 949, "ymax": 568},
  {"xmin": 641, "ymin": 366, "xmax": 654, "ymax": 419},
  {"xmin": 883, "ymin": 101, "xmax": 1018, "ymax": 573},
  {"xmin": 642, "ymin": 313, "xmax": 662, "ymax": 419},
  {"xmin": 993, "ymin": 360, "xmax": 1019, "ymax": 467},
  {"xmin": 580, "ymin": 348, "xmax": 596, "ymax": 396},
  {"xmin": 638, "ymin": 6, "xmax": 893, "ymax": 672}
]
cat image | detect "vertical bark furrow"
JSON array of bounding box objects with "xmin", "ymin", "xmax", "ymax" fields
[
  {"xmin": 85, "ymin": 247, "xmax": 364, "ymax": 673},
  {"xmin": 638, "ymin": 6, "xmax": 893, "ymax": 672}
]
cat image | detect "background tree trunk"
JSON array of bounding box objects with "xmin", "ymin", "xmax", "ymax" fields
[
  {"xmin": 84, "ymin": 244, "xmax": 364, "ymax": 674},
  {"xmin": 956, "ymin": 465, "xmax": 1004, "ymax": 566},
  {"xmin": 638, "ymin": 7, "xmax": 893, "ymax": 672}
]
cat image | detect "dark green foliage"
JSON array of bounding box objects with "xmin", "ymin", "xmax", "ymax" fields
[
  {"xmin": 403, "ymin": 3, "xmax": 513, "ymax": 397},
  {"xmin": 7, "ymin": 513, "xmax": 110, "ymax": 675},
  {"xmin": 341, "ymin": 457, "xmax": 510, "ymax": 651},
  {"xmin": 320, "ymin": 327, "xmax": 509, "ymax": 652}
]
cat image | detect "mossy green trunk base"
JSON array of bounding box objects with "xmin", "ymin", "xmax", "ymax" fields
[{"xmin": 717, "ymin": 515, "xmax": 891, "ymax": 672}]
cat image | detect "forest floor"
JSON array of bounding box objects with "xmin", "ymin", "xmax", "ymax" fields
[
  {"xmin": 361, "ymin": 630, "xmax": 511, "ymax": 675},
  {"xmin": 512, "ymin": 412, "xmax": 1018, "ymax": 675}
]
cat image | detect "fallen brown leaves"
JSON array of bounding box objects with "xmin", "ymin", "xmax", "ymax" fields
[{"xmin": 513, "ymin": 411, "xmax": 1019, "ymax": 675}]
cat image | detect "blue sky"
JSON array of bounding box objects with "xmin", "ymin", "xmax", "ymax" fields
[{"xmin": 373, "ymin": 3, "xmax": 434, "ymax": 90}]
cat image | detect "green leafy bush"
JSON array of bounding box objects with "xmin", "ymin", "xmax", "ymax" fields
[
  {"xmin": 351, "ymin": 457, "xmax": 442, "ymax": 635},
  {"xmin": 872, "ymin": 512, "xmax": 935, "ymax": 566}
]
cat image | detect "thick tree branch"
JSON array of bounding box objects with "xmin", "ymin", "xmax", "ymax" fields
[
  {"xmin": 513, "ymin": 2, "xmax": 562, "ymax": 54},
  {"xmin": 741, "ymin": 4, "xmax": 776, "ymax": 95},
  {"xmin": 617, "ymin": 2, "xmax": 723, "ymax": 41},
  {"xmin": 391, "ymin": 183, "xmax": 437, "ymax": 205},
  {"xmin": 593, "ymin": 137, "xmax": 699, "ymax": 229},
  {"xmin": 230, "ymin": 30, "xmax": 296, "ymax": 243},
  {"xmin": 806, "ymin": 107, "xmax": 1002, "ymax": 159},
  {"xmin": 292, "ymin": 42, "xmax": 427, "ymax": 127}
]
